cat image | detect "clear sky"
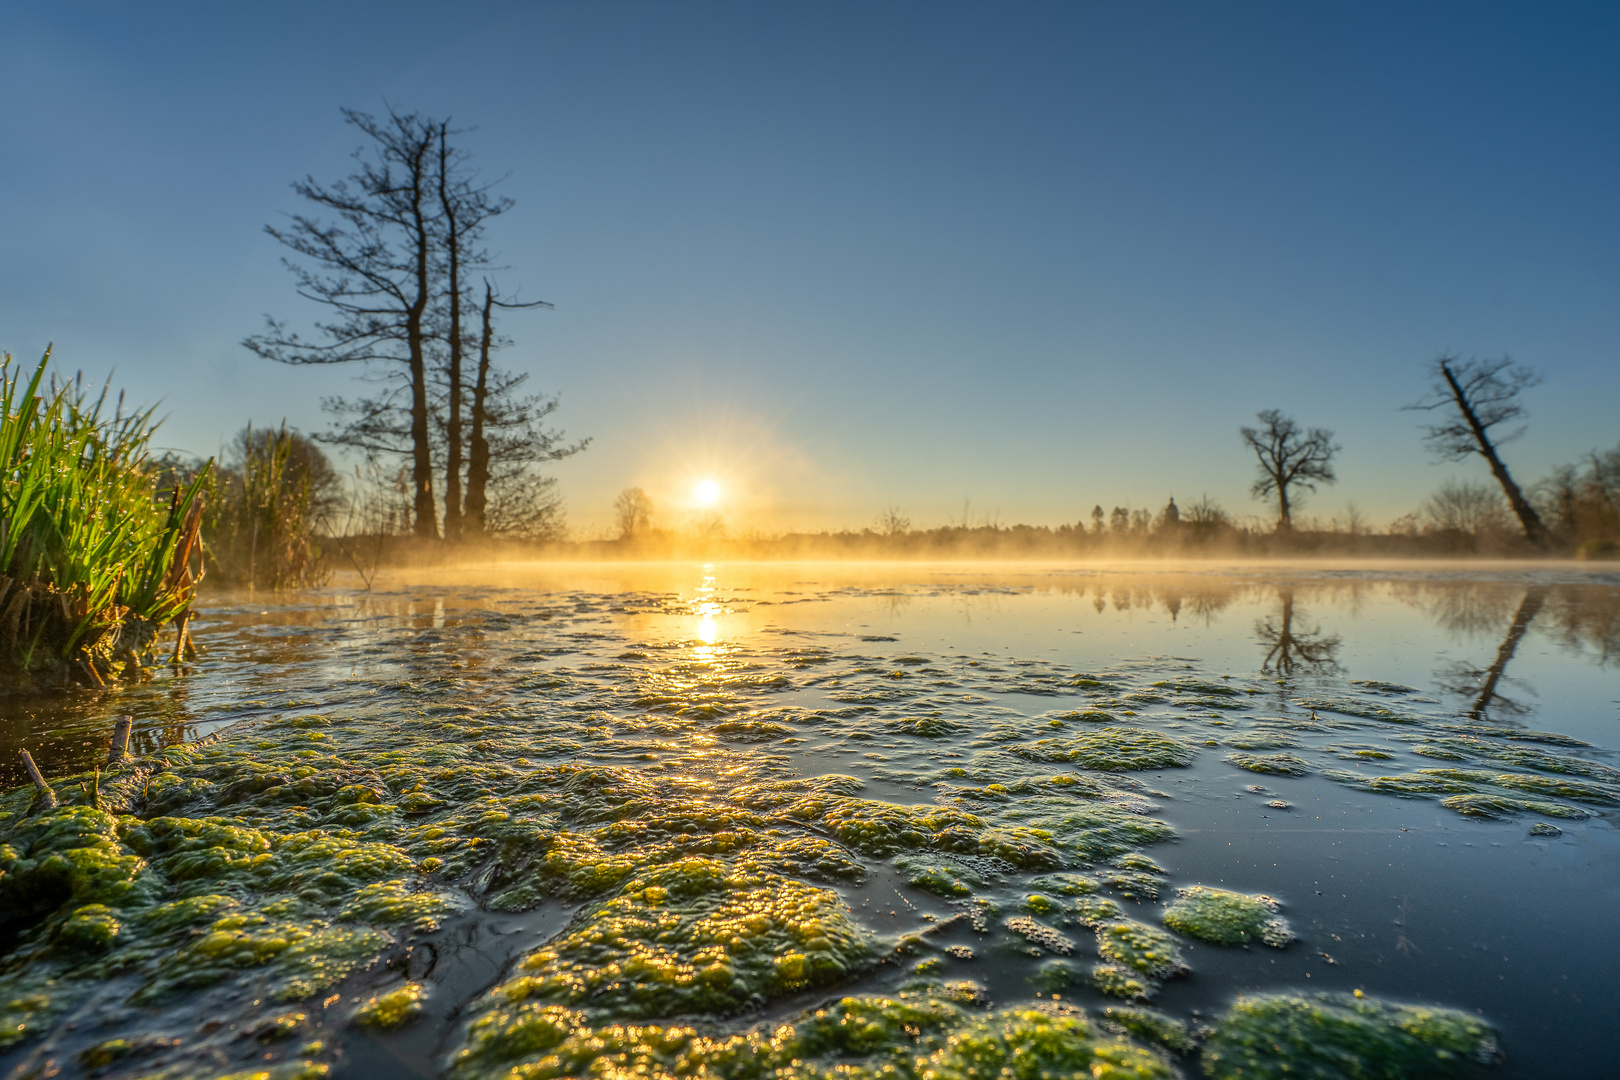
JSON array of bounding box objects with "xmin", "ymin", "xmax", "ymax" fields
[{"xmin": 3, "ymin": 2, "xmax": 1617, "ymax": 536}]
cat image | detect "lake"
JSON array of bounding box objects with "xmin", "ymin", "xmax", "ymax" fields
[{"xmin": 2, "ymin": 561, "xmax": 1616, "ymax": 1079}]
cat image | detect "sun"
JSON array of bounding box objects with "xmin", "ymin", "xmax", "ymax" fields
[{"xmin": 694, "ymin": 479, "xmax": 721, "ymax": 505}]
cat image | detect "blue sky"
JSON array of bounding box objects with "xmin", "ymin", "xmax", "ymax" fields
[{"xmin": 2, "ymin": 2, "xmax": 1617, "ymax": 535}]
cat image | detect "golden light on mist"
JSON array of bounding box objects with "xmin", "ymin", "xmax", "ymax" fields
[{"xmin": 694, "ymin": 479, "xmax": 721, "ymax": 505}]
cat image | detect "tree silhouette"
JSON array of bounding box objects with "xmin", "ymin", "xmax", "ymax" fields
[
  {"xmin": 245, "ymin": 107, "xmax": 442, "ymax": 537},
  {"xmin": 1240, "ymin": 410, "xmax": 1339, "ymax": 531},
  {"xmin": 614, "ymin": 487, "xmax": 654, "ymax": 540},
  {"xmin": 1407, "ymin": 355, "xmax": 1547, "ymax": 544}
]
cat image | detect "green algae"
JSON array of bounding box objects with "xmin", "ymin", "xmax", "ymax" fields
[
  {"xmin": 354, "ymin": 982, "xmax": 428, "ymax": 1028},
  {"xmin": 1016, "ymin": 726, "xmax": 1195, "ymax": 771},
  {"xmin": 1091, "ymin": 963, "xmax": 1153, "ymax": 1001},
  {"xmin": 1101, "ymin": 1005, "xmax": 1196, "ymax": 1054},
  {"xmin": 1440, "ymin": 794, "xmax": 1588, "ymax": 820},
  {"xmin": 895, "ymin": 856, "xmax": 977, "ymax": 897},
  {"xmin": 0, "ymin": 987, "xmax": 53, "ymax": 1049},
  {"xmin": 492, "ymin": 858, "xmax": 871, "ymax": 1020},
  {"xmin": 1154, "ymin": 679, "xmax": 1242, "ymax": 697},
  {"xmin": 338, "ymin": 879, "xmax": 460, "ymax": 931},
  {"xmin": 0, "ymin": 805, "xmax": 149, "ymax": 910},
  {"xmin": 1224, "ymin": 731, "xmax": 1301, "ymax": 751},
  {"xmin": 1005, "ymin": 915, "xmax": 1077, "ymax": 955},
  {"xmin": 1225, "ymin": 752, "xmax": 1312, "ymax": 776},
  {"xmin": 142, "ymin": 893, "xmax": 242, "ymax": 931},
  {"xmin": 55, "ymin": 903, "xmax": 121, "ymax": 950},
  {"xmin": 1202, "ymin": 992, "xmax": 1497, "ymax": 1080},
  {"xmin": 1030, "ymin": 958, "xmax": 1083, "ymax": 992},
  {"xmin": 1027, "ymin": 871, "xmax": 1100, "ymax": 896},
  {"xmin": 1072, "ymin": 895, "xmax": 1124, "ymax": 927},
  {"xmin": 1325, "ymin": 769, "xmax": 1595, "ymax": 819},
  {"xmin": 1096, "ymin": 920, "xmax": 1185, "ymax": 980},
  {"xmin": 453, "ymin": 993, "xmax": 1173, "ymax": 1080},
  {"xmin": 1020, "ymin": 892, "xmax": 1059, "ymax": 915},
  {"xmin": 1162, "ymin": 887, "xmax": 1292, "ymax": 947},
  {"xmin": 1295, "ymin": 697, "xmax": 1423, "ymax": 724}
]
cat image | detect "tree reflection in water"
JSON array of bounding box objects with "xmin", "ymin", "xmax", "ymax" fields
[
  {"xmin": 1435, "ymin": 586, "xmax": 1547, "ymax": 721},
  {"xmin": 1255, "ymin": 587, "xmax": 1343, "ymax": 678}
]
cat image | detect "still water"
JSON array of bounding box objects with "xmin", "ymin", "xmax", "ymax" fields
[{"xmin": 2, "ymin": 561, "xmax": 1617, "ymax": 1078}]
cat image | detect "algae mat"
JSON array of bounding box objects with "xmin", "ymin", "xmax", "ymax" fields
[{"xmin": 2, "ymin": 564, "xmax": 1616, "ymax": 1079}]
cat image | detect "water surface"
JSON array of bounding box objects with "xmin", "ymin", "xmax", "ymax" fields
[{"xmin": 3, "ymin": 561, "xmax": 1617, "ymax": 1078}]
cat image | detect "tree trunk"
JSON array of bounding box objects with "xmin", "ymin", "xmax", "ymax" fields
[
  {"xmin": 1440, "ymin": 361, "xmax": 1546, "ymax": 545},
  {"xmin": 439, "ymin": 127, "xmax": 464, "ymax": 543},
  {"xmin": 407, "ymin": 157, "xmax": 438, "ymax": 539},
  {"xmin": 464, "ymin": 284, "xmax": 495, "ymax": 538},
  {"xmin": 1276, "ymin": 486, "xmax": 1292, "ymax": 532}
]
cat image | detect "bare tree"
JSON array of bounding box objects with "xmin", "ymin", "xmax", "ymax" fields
[
  {"xmin": 875, "ymin": 505, "xmax": 911, "ymax": 536},
  {"xmin": 245, "ymin": 107, "xmax": 442, "ymax": 537},
  {"xmin": 1407, "ymin": 355, "xmax": 1547, "ymax": 544},
  {"xmin": 434, "ymin": 121, "xmax": 511, "ymax": 542},
  {"xmin": 1240, "ymin": 410, "xmax": 1339, "ymax": 531},
  {"xmin": 614, "ymin": 487, "xmax": 654, "ymax": 540},
  {"xmin": 1421, "ymin": 480, "xmax": 1510, "ymax": 537},
  {"xmin": 462, "ymin": 281, "xmax": 588, "ymax": 540}
]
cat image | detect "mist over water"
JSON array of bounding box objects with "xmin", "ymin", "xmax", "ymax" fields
[{"xmin": 3, "ymin": 560, "xmax": 1617, "ymax": 1077}]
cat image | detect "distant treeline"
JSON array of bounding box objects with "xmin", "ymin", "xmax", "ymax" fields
[{"xmin": 562, "ymin": 439, "xmax": 1618, "ymax": 561}]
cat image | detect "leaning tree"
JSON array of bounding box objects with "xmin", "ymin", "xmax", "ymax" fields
[
  {"xmin": 1406, "ymin": 355, "xmax": 1548, "ymax": 545},
  {"xmin": 1240, "ymin": 410, "xmax": 1339, "ymax": 532}
]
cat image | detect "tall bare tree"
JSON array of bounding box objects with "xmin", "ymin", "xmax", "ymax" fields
[
  {"xmin": 1240, "ymin": 410, "xmax": 1339, "ymax": 531},
  {"xmin": 245, "ymin": 107, "xmax": 441, "ymax": 537},
  {"xmin": 434, "ymin": 121, "xmax": 512, "ymax": 542},
  {"xmin": 462, "ymin": 281, "xmax": 588, "ymax": 539},
  {"xmin": 1407, "ymin": 355, "xmax": 1547, "ymax": 544}
]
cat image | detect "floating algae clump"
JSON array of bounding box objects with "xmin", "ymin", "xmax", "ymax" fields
[
  {"xmin": 1028, "ymin": 871, "xmax": 1100, "ymax": 896},
  {"xmin": 1440, "ymin": 794, "xmax": 1588, "ymax": 820},
  {"xmin": 1226, "ymin": 752, "xmax": 1312, "ymax": 776},
  {"xmin": 1162, "ymin": 887, "xmax": 1292, "ymax": 947},
  {"xmin": 1006, "ymin": 915, "xmax": 1076, "ymax": 955},
  {"xmin": 1072, "ymin": 895, "xmax": 1124, "ymax": 927},
  {"xmin": 1091, "ymin": 963, "xmax": 1154, "ymax": 1001},
  {"xmin": 0, "ymin": 805, "xmax": 149, "ymax": 909},
  {"xmin": 1017, "ymin": 727, "xmax": 1195, "ymax": 771},
  {"xmin": 354, "ymin": 982, "xmax": 428, "ymax": 1028},
  {"xmin": 490, "ymin": 857, "xmax": 870, "ymax": 1020},
  {"xmin": 1202, "ymin": 992, "xmax": 1497, "ymax": 1080},
  {"xmin": 1096, "ymin": 920, "xmax": 1185, "ymax": 980},
  {"xmin": 1102, "ymin": 1005, "xmax": 1196, "ymax": 1054},
  {"xmin": 1325, "ymin": 770, "xmax": 1592, "ymax": 819},
  {"xmin": 921, "ymin": 1003, "xmax": 1173, "ymax": 1080},
  {"xmin": 893, "ymin": 854, "xmax": 984, "ymax": 897},
  {"xmin": 55, "ymin": 903, "xmax": 120, "ymax": 950},
  {"xmin": 338, "ymin": 879, "xmax": 460, "ymax": 931},
  {"xmin": 452, "ymin": 994, "xmax": 1173, "ymax": 1080}
]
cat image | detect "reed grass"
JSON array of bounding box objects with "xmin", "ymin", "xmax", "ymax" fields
[{"xmin": 0, "ymin": 349, "xmax": 209, "ymax": 687}]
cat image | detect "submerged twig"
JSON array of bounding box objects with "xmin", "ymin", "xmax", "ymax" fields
[
  {"xmin": 19, "ymin": 748, "xmax": 57, "ymax": 811},
  {"xmin": 107, "ymin": 715, "xmax": 134, "ymax": 765}
]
